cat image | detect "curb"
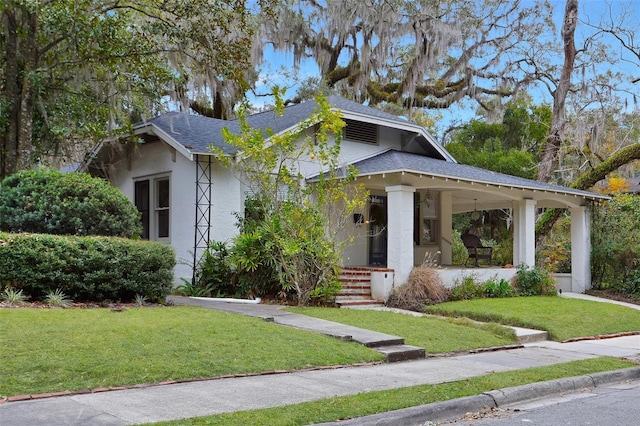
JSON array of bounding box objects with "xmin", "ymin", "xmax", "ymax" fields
[{"xmin": 316, "ymin": 366, "xmax": 640, "ymax": 426}]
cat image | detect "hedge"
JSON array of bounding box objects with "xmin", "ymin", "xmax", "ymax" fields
[{"xmin": 0, "ymin": 232, "xmax": 175, "ymax": 302}]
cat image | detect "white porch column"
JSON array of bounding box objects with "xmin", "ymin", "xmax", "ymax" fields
[
  {"xmin": 385, "ymin": 185, "xmax": 416, "ymax": 287},
  {"xmin": 570, "ymin": 206, "xmax": 591, "ymax": 293},
  {"xmin": 439, "ymin": 191, "xmax": 453, "ymax": 265},
  {"xmin": 513, "ymin": 199, "xmax": 536, "ymax": 267}
]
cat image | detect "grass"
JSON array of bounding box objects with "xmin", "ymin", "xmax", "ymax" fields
[
  {"xmin": 287, "ymin": 307, "xmax": 517, "ymax": 352},
  {"xmin": 153, "ymin": 357, "xmax": 636, "ymax": 425},
  {"xmin": 4, "ymin": 295, "xmax": 640, "ymax": 410},
  {"xmin": 425, "ymin": 296, "xmax": 640, "ymax": 341},
  {"xmin": 0, "ymin": 306, "xmax": 384, "ymax": 397}
]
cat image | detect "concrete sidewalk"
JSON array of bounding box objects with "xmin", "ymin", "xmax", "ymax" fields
[{"xmin": 2, "ymin": 294, "xmax": 640, "ymax": 425}]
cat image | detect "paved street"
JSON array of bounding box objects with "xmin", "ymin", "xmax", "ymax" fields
[{"xmin": 441, "ymin": 378, "xmax": 640, "ymax": 425}]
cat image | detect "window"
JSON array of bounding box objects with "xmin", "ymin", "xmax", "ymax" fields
[
  {"xmin": 156, "ymin": 178, "xmax": 170, "ymax": 238},
  {"xmin": 414, "ymin": 192, "xmax": 438, "ymax": 245},
  {"xmin": 134, "ymin": 176, "xmax": 170, "ymax": 241}
]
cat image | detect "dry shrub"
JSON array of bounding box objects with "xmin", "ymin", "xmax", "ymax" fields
[{"xmin": 386, "ymin": 265, "xmax": 451, "ymax": 312}]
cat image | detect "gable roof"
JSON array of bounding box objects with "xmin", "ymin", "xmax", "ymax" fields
[
  {"xmin": 318, "ymin": 149, "xmax": 608, "ymax": 202},
  {"xmin": 243, "ymin": 96, "xmax": 454, "ymax": 161},
  {"xmin": 133, "ymin": 96, "xmax": 454, "ymax": 162}
]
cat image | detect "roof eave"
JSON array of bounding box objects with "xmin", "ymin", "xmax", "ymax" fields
[
  {"xmin": 309, "ymin": 166, "xmax": 609, "ymax": 202},
  {"xmin": 144, "ymin": 123, "xmax": 195, "ymax": 161}
]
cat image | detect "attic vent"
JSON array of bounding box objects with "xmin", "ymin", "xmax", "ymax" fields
[{"xmin": 344, "ymin": 119, "xmax": 378, "ymax": 144}]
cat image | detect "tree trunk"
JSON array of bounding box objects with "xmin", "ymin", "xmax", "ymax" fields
[
  {"xmin": 18, "ymin": 8, "xmax": 38, "ymax": 172},
  {"xmin": 536, "ymin": 0, "xmax": 578, "ymax": 183},
  {"xmin": 1, "ymin": 5, "xmax": 38, "ymax": 179},
  {"xmin": 3, "ymin": 8, "xmax": 20, "ymax": 178}
]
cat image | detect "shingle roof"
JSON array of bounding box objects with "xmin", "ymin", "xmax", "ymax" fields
[
  {"xmin": 244, "ymin": 95, "xmax": 414, "ymax": 133},
  {"xmin": 134, "ymin": 103, "xmax": 605, "ymax": 200},
  {"xmin": 146, "ymin": 112, "xmax": 238, "ymax": 155},
  {"xmin": 342, "ymin": 149, "xmax": 608, "ymax": 200},
  {"xmin": 142, "ymin": 96, "xmax": 425, "ymax": 156}
]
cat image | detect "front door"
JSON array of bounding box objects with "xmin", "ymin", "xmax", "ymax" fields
[{"xmin": 368, "ymin": 195, "xmax": 387, "ymax": 265}]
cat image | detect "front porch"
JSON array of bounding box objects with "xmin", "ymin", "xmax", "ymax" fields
[{"xmin": 338, "ymin": 151, "xmax": 608, "ymax": 300}]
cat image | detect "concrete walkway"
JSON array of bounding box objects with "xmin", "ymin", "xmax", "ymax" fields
[
  {"xmin": 1, "ymin": 293, "xmax": 640, "ymax": 425},
  {"xmin": 560, "ymin": 291, "xmax": 640, "ymax": 311}
]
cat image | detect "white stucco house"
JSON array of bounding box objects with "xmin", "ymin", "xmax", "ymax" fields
[{"xmin": 83, "ymin": 96, "xmax": 607, "ymax": 299}]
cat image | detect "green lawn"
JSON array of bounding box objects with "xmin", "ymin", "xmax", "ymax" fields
[
  {"xmin": 4, "ymin": 296, "xmax": 640, "ymax": 399},
  {"xmin": 287, "ymin": 307, "xmax": 517, "ymax": 352},
  {"xmin": 0, "ymin": 306, "xmax": 384, "ymax": 397},
  {"xmin": 154, "ymin": 357, "xmax": 636, "ymax": 425},
  {"xmin": 425, "ymin": 296, "xmax": 640, "ymax": 341}
]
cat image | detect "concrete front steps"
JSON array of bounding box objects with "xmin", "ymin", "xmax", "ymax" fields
[
  {"xmin": 513, "ymin": 326, "xmax": 549, "ymax": 344},
  {"xmin": 355, "ymin": 331, "xmax": 426, "ymax": 363},
  {"xmin": 336, "ymin": 266, "xmax": 384, "ymax": 308}
]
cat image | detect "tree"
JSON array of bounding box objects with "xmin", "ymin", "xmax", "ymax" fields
[
  {"xmin": 446, "ymin": 100, "xmax": 548, "ymax": 178},
  {"xmin": 258, "ymin": 0, "xmax": 552, "ymax": 116},
  {"xmin": 591, "ymin": 193, "xmax": 640, "ymax": 294},
  {"xmin": 0, "ymin": 0, "xmax": 270, "ymax": 179},
  {"xmin": 213, "ymin": 91, "xmax": 368, "ymax": 305},
  {"xmin": 534, "ymin": 0, "xmax": 640, "ymax": 188}
]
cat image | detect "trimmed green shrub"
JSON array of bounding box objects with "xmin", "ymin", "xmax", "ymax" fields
[
  {"xmin": 450, "ymin": 275, "xmax": 516, "ymax": 300},
  {"xmin": 0, "ymin": 232, "xmax": 174, "ymax": 302},
  {"xmin": 484, "ymin": 278, "xmax": 516, "ymax": 298},
  {"xmin": 450, "ymin": 276, "xmax": 485, "ymax": 300},
  {"xmin": 0, "ymin": 169, "xmax": 141, "ymax": 237},
  {"xmin": 512, "ymin": 264, "xmax": 557, "ymax": 296}
]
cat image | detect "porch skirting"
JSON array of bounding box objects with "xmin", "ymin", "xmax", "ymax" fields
[
  {"xmin": 436, "ymin": 267, "xmax": 518, "ymax": 289},
  {"xmin": 342, "ymin": 266, "xmax": 572, "ymax": 302}
]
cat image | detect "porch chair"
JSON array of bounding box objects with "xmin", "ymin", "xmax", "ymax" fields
[{"xmin": 461, "ymin": 231, "xmax": 492, "ymax": 267}]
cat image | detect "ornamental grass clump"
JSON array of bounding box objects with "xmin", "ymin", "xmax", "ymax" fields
[
  {"xmin": 1, "ymin": 287, "xmax": 29, "ymax": 306},
  {"xmin": 134, "ymin": 294, "xmax": 148, "ymax": 307},
  {"xmin": 387, "ymin": 253, "xmax": 450, "ymax": 312},
  {"xmin": 44, "ymin": 288, "xmax": 73, "ymax": 308}
]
